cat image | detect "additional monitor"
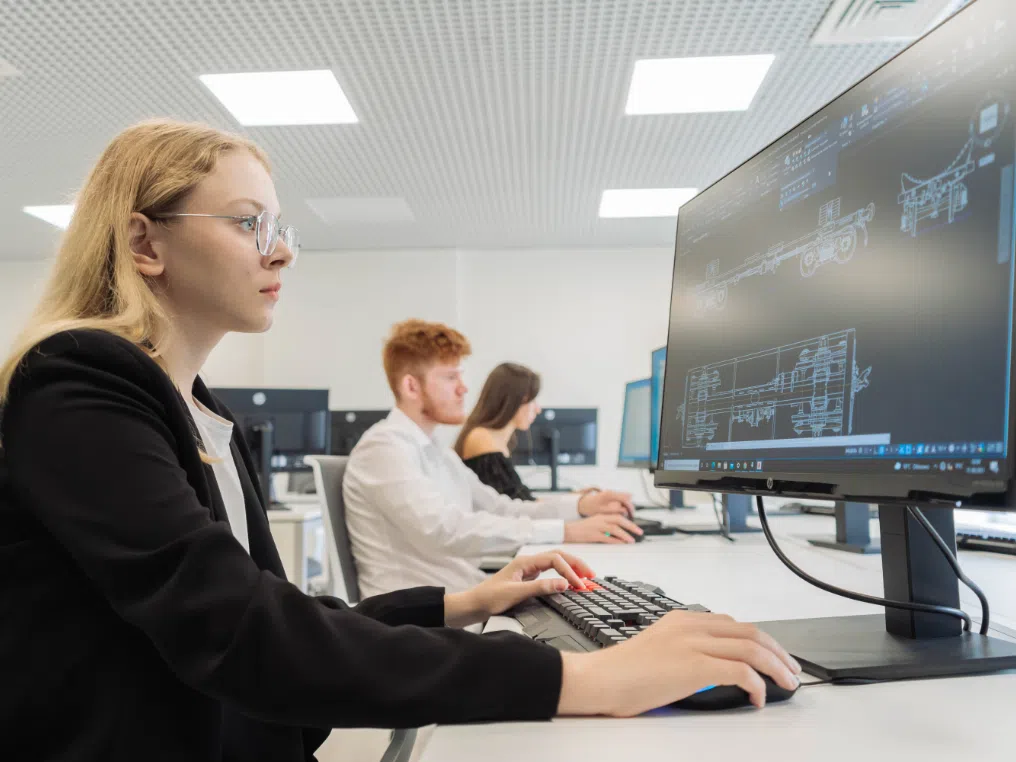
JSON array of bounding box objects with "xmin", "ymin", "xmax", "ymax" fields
[
  {"xmin": 649, "ymin": 347, "xmax": 667, "ymax": 470},
  {"xmin": 329, "ymin": 409, "xmax": 389, "ymax": 456},
  {"xmin": 512, "ymin": 408, "xmax": 597, "ymax": 491},
  {"xmin": 211, "ymin": 388, "xmax": 330, "ymax": 471},
  {"xmin": 656, "ymin": 0, "xmax": 1016, "ymax": 512},
  {"xmin": 656, "ymin": 0, "xmax": 1016, "ymax": 681},
  {"xmin": 618, "ymin": 379, "xmax": 652, "ymax": 469}
]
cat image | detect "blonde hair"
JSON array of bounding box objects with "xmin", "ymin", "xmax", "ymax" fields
[{"xmin": 0, "ymin": 119, "xmax": 269, "ymax": 406}]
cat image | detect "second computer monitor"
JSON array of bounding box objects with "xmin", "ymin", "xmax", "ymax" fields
[
  {"xmin": 618, "ymin": 379, "xmax": 652, "ymax": 469},
  {"xmin": 511, "ymin": 408, "xmax": 598, "ymax": 467},
  {"xmin": 210, "ymin": 388, "xmax": 330, "ymax": 473},
  {"xmin": 329, "ymin": 410, "xmax": 389, "ymax": 456}
]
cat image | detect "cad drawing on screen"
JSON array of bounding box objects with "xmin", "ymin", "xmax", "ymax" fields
[
  {"xmin": 695, "ymin": 197, "xmax": 876, "ymax": 312},
  {"xmin": 898, "ymin": 95, "xmax": 1010, "ymax": 237},
  {"xmin": 677, "ymin": 329, "xmax": 872, "ymax": 448}
]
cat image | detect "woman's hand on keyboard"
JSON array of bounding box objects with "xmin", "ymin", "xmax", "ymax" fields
[
  {"xmin": 557, "ymin": 611, "xmax": 802, "ymax": 715},
  {"xmin": 445, "ymin": 551, "xmax": 595, "ymax": 626}
]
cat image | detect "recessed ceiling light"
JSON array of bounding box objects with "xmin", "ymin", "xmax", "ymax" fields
[
  {"xmin": 625, "ymin": 55, "xmax": 775, "ymax": 115},
  {"xmin": 306, "ymin": 196, "xmax": 415, "ymax": 224},
  {"xmin": 199, "ymin": 70, "xmax": 358, "ymax": 126},
  {"xmin": 23, "ymin": 204, "xmax": 75, "ymax": 229},
  {"xmin": 599, "ymin": 188, "xmax": 699, "ymax": 218}
]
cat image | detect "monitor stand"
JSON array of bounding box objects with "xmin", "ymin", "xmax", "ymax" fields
[
  {"xmin": 666, "ymin": 488, "xmax": 694, "ymax": 510},
  {"xmin": 807, "ymin": 501, "xmax": 881, "ymax": 554},
  {"xmin": 249, "ymin": 421, "xmax": 276, "ymax": 509},
  {"xmin": 757, "ymin": 505, "xmax": 1016, "ymax": 681},
  {"xmin": 674, "ymin": 494, "xmax": 763, "ymax": 535}
]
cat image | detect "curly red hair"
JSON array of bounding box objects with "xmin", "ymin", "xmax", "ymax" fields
[{"xmin": 383, "ymin": 319, "xmax": 472, "ymax": 397}]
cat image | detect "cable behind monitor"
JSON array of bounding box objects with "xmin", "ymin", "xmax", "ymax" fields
[{"xmin": 755, "ymin": 495, "xmax": 973, "ymax": 631}]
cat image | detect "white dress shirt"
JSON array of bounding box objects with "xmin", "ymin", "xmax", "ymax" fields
[{"xmin": 343, "ymin": 408, "xmax": 581, "ymax": 597}]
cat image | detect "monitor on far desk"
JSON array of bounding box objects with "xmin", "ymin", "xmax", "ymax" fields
[
  {"xmin": 211, "ymin": 388, "xmax": 330, "ymax": 507},
  {"xmin": 329, "ymin": 409, "xmax": 389, "ymax": 456},
  {"xmin": 511, "ymin": 408, "xmax": 597, "ymax": 493},
  {"xmin": 654, "ymin": 0, "xmax": 1016, "ymax": 681}
]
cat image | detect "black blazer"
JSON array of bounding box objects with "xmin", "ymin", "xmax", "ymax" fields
[{"xmin": 0, "ymin": 330, "xmax": 561, "ymax": 762}]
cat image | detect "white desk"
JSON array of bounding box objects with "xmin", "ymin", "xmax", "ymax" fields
[{"xmin": 416, "ymin": 506, "xmax": 1016, "ymax": 762}]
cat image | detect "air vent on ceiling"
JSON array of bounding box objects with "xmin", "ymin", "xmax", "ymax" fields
[{"xmin": 812, "ymin": 0, "xmax": 969, "ymax": 45}]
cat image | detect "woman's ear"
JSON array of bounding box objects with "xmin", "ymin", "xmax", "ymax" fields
[{"xmin": 128, "ymin": 213, "xmax": 165, "ymax": 278}]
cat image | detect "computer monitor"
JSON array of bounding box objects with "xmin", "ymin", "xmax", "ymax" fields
[
  {"xmin": 656, "ymin": 0, "xmax": 1016, "ymax": 679},
  {"xmin": 211, "ymin": 388, "xmax": 330, "ymax": 471},
  {"xmin": 649, "ymin": 347, "xmax": 666, "ymax": 470},
  {"xmin": 329, "ymin": 409, "xmax": 389, "ymax": 456},
  {"xmin": 511, "ymin": 408, "xmax": 597, "ymax": 492},
  {"xmin": 617, "ymin": 379, "xmax": 652, "ymax": 469}
]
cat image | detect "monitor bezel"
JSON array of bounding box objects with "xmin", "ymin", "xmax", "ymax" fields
[{"xmin": 654, "ymin": 0, "xmax": 1015, "ymax": 511}]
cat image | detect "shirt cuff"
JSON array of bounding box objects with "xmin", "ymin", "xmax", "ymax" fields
[
  {"xmin": 558, "ymin": 493, "xmax": 582, "ymax": 519},
  {"xmin": 530, "ymin": 518, "xmax": 566, "ymax": 545}
]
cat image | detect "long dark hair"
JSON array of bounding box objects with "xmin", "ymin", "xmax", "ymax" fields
[{"xmin": 454, "ymin": 363, "xmax": 541, "ymax": 457}]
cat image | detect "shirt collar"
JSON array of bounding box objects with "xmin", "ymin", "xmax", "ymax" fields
[{"xmin": 387, "ymin": 407, "xmax": 438, "ymax": 449}]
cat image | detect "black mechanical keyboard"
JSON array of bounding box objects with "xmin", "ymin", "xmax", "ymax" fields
[{"xmin": 508, "ymin": 576, "xmax": 710, "ymax": 652}]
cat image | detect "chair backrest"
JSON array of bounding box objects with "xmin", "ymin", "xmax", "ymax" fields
[{"xmin": 306, "ymin": 455, "xmax": 360, "ymax": 603}]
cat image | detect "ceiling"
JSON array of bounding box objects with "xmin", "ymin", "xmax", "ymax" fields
[{"xmin": 0, "ymin": 0, "xmax": 910, "ymax": 260}]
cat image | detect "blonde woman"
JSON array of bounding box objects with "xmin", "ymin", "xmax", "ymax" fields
[{"xmin": 0, "ymin": 120, "xmax": 799, "ymax": 761}]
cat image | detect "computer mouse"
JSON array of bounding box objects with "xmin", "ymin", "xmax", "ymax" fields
[{"xmin": 671, "ymin": 674, "xmax": 797, "ymax": 711}]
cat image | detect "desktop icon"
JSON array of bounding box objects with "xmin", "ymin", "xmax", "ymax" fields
[
  {"xmin": 990, "ymin": 461, "xmax": 1000, "ymax": 474},
  {"xmin": 917, "ymin": 445, "xmax": 925, "ymax": 455},
  {"xmin": 894, "ymin": 462, "xmax": 902, "ymax": 471}
]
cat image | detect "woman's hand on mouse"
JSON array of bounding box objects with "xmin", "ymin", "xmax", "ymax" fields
[{"xmin": 556, "ymin": 611, "xmax": 802, "ymax": 716}]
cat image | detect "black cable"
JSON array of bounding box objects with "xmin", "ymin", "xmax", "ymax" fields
[
  {"xmin": 906, "ymin": 505, "xmax": 990, "ymax": 635},
  {"xmin": 755, "ymin": 495, "xmax": 972, "ymax": 632}
]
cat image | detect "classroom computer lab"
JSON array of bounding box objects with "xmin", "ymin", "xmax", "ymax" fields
[{"xmin": 1, "ymin": 1, "xmax": 1014, "ymax": 761}]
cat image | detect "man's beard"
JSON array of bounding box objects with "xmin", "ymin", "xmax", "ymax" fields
[{"xmin": 421, "ymin": 388, "xmax": 464, "ymax": 425}]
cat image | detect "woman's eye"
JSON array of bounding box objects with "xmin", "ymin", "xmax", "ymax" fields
[{"xmin": 238, "ymin": 217, "xmax": 256, "ymax": 231}]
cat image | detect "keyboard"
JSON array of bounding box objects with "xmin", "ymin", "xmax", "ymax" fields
[
  {"xmin": 956, "ymin": 522, "xmax": 1016, "ymax": 556},
  {"xmin": 508, "ymin": 576, "xmax": 709, "ymax": 652}
]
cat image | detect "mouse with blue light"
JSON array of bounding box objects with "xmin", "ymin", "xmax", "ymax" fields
[{"xmin": 674, "ymin": 675, "xmax": 798, "ymax": 711}]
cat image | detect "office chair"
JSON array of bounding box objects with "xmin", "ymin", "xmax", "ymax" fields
[
  {"xmin": 305, "ymin": 456, "xmax": 417, "ymax": 762},
  {"xmin": 305, "ymin": 455, "xmax": 360, "ymax": 603}
]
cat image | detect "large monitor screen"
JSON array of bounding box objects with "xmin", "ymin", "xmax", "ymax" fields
[
  {"xmin": 656, "ymin": 0, "xmax": 1016, "ymax": 508},
  {"xmin": 618, "ymin": 378, "xmax": 652, "ymax": 468}
]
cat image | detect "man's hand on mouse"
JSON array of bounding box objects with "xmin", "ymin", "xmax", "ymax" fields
[{"xmin": 557, "ymin": 611, "xmax": 802, "ymax": 716}]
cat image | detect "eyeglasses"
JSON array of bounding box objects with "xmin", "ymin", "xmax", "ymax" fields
[{"xmin": 154, "ymin": 210, "xmax": 299, "ymax": 267}]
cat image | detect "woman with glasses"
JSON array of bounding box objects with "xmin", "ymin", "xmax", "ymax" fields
[{"xmin": 0, "ymin": 119, "xmax": 799, "ymax": 762}]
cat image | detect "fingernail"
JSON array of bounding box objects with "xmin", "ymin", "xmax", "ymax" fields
[
  {"xmin": 791, "ymin": 658, "xmax": 802, "ymax": 673},
  {"xmin": 555, "ymin": 580, "xmax": 568, "ymax": 591}
]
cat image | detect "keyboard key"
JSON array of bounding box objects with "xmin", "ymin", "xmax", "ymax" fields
[{"xmin": 594, "ymin": 628, "xmax": 624, "ymax": 645}]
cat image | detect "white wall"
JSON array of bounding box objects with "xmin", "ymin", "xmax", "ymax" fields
[
  {"xmin": 0, "ymin": 247, "xmax": 674, "ymax": 502},
  {"xmin": 457, "ymin": 249, "xmax": 674, "ymax": 500},
  {"xmin": 0, "ymin": 260, "xmax": 51, "ymax": 356}
]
